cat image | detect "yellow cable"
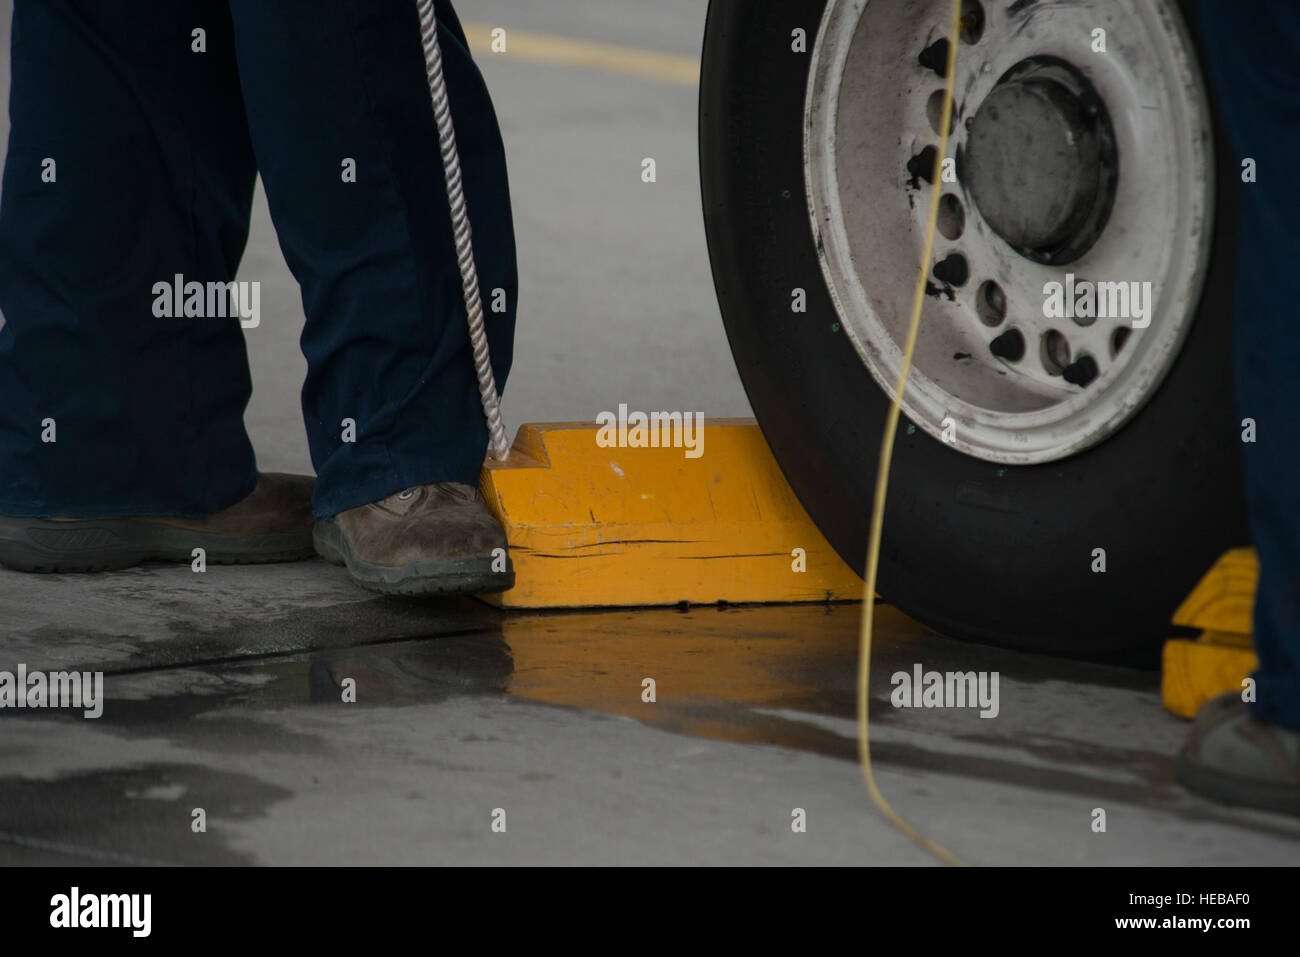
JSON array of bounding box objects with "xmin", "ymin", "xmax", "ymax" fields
[{"xmin": 856, "ymin": 0, "xmax": 968, "ymax": 867}]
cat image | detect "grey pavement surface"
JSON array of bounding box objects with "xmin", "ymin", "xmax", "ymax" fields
[{"xmin": 1, "ymin": 2, "xmax": 1298, "ymax": 866}]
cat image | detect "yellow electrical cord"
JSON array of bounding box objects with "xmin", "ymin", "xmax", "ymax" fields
[{"xmin": 856, "ymin": 0, "xmax": 968, "ymax": 867}]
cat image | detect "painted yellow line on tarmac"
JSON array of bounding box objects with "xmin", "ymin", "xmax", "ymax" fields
[{"xmin": 461, "ymin": 21, "xmax": 699, "ymax": 87}]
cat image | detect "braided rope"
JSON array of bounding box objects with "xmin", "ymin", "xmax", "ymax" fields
[{"xmin": 416, "ymin": 0, "xmax": 510, "ymax": 460}]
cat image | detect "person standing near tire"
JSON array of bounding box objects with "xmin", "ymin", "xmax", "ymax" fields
[
  {"xmin": 1176, "ymin": 0, "xmax": 1300, "ymax": 816},
  {"xmin": 0, "ymin": 0, "xmax": 517, "ymax": 596}
]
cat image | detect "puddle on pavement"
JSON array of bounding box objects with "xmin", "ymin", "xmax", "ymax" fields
[
  {"xmin": 0, "ymin": 763, "xmax": 288, "ymax": 865},
  {"xmin": 5, "ymin": 599, "xmax": 1154, "ymax": 762},
  {"xmin": 35, "ymin": 603, "xmax": 875, "ymax": 760},
  {"xmin": 44, "ymin": 600, "xmax": 1148, "ymax": 764},
  {"xmin": 501, "ymin": 603, "xmax": 866, "ymax": 759},
  {"xmin": 10, "ymin": 601, "xmax": 1300, "ymax": 841}
]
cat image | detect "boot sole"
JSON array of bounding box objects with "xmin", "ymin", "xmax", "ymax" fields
[
  {"xmin": 0, "ymin": 515, "xmax": 315, "ymax": 573},
  {"xmin": 312, "ymin": 519, "xmax": 514, "ymax": 596},
  {"xmin": 1176, "ymin": 751, "xmax": 1300, "ymax": 818}
]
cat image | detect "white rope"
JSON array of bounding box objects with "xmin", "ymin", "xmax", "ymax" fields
[{"xmin": 416, "ymin": 0, "xmax": 511, "ymax": 460}]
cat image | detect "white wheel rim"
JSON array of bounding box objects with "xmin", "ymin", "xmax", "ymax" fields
[{"xmin": 804, "ymin": 0, "xmax": 1214, "ymax": 464}]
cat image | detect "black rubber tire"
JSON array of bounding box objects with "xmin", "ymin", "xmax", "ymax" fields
[{"xmin": 699, "ymin": 0, "xmax": 1248, "ymax": 664}]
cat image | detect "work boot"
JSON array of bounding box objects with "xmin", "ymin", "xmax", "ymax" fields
[
  {"xmin": 0, "ymin": 473, "xmax": 316, "ymax": 573},
  {"xmin": 312, "ymin": 482, "xmax": 513, "ymax": 596},
  {"xmin": 1176, "ymin": 693, "xmax": 1300, "ymax": 817}
]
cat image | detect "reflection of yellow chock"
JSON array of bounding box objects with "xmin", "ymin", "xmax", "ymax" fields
[
  {"xmin": 1162, "ymin": 548, "xmax": 1259, "ymax": 718},
  {"xmin": 477, "ymin": 420, "xmax": 862, "ymax": 609}
]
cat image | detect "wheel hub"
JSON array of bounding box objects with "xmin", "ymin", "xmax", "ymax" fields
[
  {"xmin": 965, "ymin": 58, "xmax": 1118, "ymax": 264},
  {"xmin": 803, "ymin": 0, "xmax": 1213, "ymax": 464}
]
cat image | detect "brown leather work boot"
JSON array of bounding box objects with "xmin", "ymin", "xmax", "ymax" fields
[
  {"xmin": 0, "ymin": 473, "xmax": 316, "ymax": 573},
  {"xmin": 312, "ymin": 481, "xmax": 514, "ymax": 596},
  {"xmin": 1177, "ymin": 694, "xmax": 1300, "ymax": 818}
]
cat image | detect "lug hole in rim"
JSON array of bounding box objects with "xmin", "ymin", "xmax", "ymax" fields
[
  {"xmin": 989, "ymin": 328, "xmax": 1025, "ymax": 363},
  {"xmin": 1111, "ymin": 326, "xmax": 1131, "ymax": 357},
  {"xmin": 960, "ymin": 0, "xmax": 986, "ymax": 45},
  {"xmin": 927, "ymin": 89, "xmax": 957, "ymax": 136},
  {"xmin": 906, "ymin": 145, "xmax": 939, "ymax": 187},
  {"xmin": 937, "ymin": 194, "xmax": 966, "ymax": 240},
  {"xmin": 1063, "ymin": 354, "xmax": 1100, "ymax": 388},
  {"xmin": 976, "ymin": 279, "xmax": 1006, "ymax": 326},
  {"xmin": 933, "ymin": 252, "xmax": 969, "ymax": 287},
  {"xmin": 1041, "ymin": 329, "xmax": 1072, "ymax": 376},
  {"xmin": 918, "ymin": 38, "xmax": 951, "ymax": 78}
]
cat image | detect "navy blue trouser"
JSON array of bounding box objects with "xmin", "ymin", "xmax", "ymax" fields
[
  {"xmin": 1199, "ymin": 1, "xmax": 1300, "ymax": 731},
  {"xmin": 0, "ymin": 0, "xmax": 516, "ymax": 519}
]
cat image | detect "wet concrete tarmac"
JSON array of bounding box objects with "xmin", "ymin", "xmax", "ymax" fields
[{"xmin": 2, "ymin": 560, "xmax": 1298, "ymax": 865}]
